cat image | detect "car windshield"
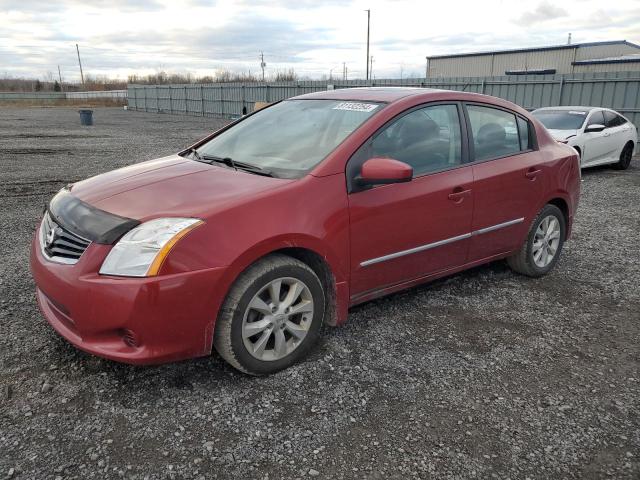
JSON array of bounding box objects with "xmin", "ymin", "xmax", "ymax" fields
[
  {"xmin": 532, "ymin": 110, "xmax": 588, "ymax": 130},
  {"xmin": 196, "ymin": 99, "xmax": 382, "ymax": 178}
]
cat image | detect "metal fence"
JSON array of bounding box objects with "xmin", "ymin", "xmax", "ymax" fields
[
  {"xmin": 66, "ymin": 90, "xmax": 127, "ymax": 99},
  {"xmin": 0, "ymin": 90, "xmax": 127, "ymax": 101},
  {"xmin": 127, "ymin": 72, "xmax": 640, "ymax": 130}
]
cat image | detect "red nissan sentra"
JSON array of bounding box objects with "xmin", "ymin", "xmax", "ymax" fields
[{"xmin": 30, "ymin": 88, "xmax": 580, "ymax": 374}]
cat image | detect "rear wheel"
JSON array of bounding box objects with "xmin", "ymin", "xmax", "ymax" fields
[
  {"xmin": 214, "ymin": 254, "xmax": 325, "ymax": 375},
  {"xmin": 507, "ymin": 204, "xmax": 566, "ymax": 278},
  {"xmin": 612, "ymin": 143, "xmax": 634, "ymax": 170}
]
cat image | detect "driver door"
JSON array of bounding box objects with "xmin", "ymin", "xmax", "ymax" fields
[
  {"xmin": 347, "ymin": 103, "xmax": 474, "ymax": 297},
  {"xmin": 582, "ymin": 110, "xmax": 612, "ymax": 165}
]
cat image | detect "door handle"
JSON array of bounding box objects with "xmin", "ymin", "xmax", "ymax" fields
[
  {"xmin": 448, "ymin": 187, "xmax": 471, "ymax": 203},
  {"xmin": 525, "ymin": 168, "xmax": 541, "ymax": 180}
]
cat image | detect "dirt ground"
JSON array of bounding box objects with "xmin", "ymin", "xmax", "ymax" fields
[{"xmin": 1, "ymin": 107, "xmax": 638, "ymax": 479}]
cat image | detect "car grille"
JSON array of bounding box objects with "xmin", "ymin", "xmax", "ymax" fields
[{"xmin": 40, "ymin": 212, "xmax": 91, "ymax": 265}]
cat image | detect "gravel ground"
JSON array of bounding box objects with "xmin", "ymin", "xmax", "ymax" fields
[{"xmin": 1, "ymin": 107, "xmax": 639, "ymax": 480}]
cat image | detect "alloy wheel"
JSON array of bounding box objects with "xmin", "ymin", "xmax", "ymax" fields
[
  {"xmin": 242, "ymin": 277, "xmax": 314, "ymax": 361},
  {"xmin": 532, "ymin": 215, "xmax": 561, "ymax": 268}
]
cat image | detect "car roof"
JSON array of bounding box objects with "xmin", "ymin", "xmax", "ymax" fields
[{"xmin": 290, "ymin": 87, "xmax": 448, "ymax": 103}]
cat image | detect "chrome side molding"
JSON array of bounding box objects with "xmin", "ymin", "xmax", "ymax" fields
[{"xmin": 360, "ymin": 217, "xmax": 524, "ymax": 267}]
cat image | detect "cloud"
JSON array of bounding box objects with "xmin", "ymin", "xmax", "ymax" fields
[
  {"xmin": 0, "ymin": 0, "xmax": 165, "ymax": 13},
  {"xmin": 87, "ymin": 14, "xmax": 341, "ymax": 65},
  {"xmin": 1, "ymin": 0, "xmax": 639, "ymax": 81},
  {"xmin": 515, "ymin": 1, "xmax": 568, "ymax": 26}
]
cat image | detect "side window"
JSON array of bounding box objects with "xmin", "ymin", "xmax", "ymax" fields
[
  {"xmin": 587, "ymin": 110, "xmax": 605, "ymax": 127},
  {"xmin": 467, "ymin": 105, "xmax": 522, "ymax": 161},
  {"xmin": 603, "ymin": 111, "xmax": 626, "ymax": 127},
  {"xmin": 603, "ymin": 111, "xmax": 617, "ymax": 128},
  {"xmin": 370, "ymin": 104, "xmax": 462, "ymax": 176},
  {"xmin": 517, "ymin": 116, "xmax": 532, "ymax": 151}
]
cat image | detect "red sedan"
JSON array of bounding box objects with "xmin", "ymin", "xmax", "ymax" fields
[{"xmin": 30, "ymin": 88, "xmax": 580, "ymax": 374}]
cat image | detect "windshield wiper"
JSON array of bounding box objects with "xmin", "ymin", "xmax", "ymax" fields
[{"xmin": 200, "ymin": 154, "xmax": 273, "ymax": 177}]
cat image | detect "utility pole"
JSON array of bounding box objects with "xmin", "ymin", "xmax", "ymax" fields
[
  {"xmin": 342, "ymin": 62, "xmax": 346, "ymax": 81},
  {"xmin": 365, "ymin": 9, "xmax": 370, "ymax": 80},
  {"xmin": 370, "ymin": 56, "xmax": 374, "ymax": 80},
  {"xmin": 57, "ymin": 65, "xmax": 64, "ymax": 92},
  {"xmin": 260, "ymin": 51, "xmax": 266, "ymax": 82},
  {"xmin": 76, "ymin": 43, "xmax": 85, "ymax": 87}
]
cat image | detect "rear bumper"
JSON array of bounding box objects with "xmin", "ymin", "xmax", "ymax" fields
[{"xmin": 30, "ymin": 233, "xmax": 227, "ymax": 365}]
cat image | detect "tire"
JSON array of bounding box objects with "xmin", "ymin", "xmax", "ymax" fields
[
  {"xmin": 213, "ymin": 254, "xmax": 325, "ymax": 375},
  {"xmin": 507, "ymin": 204, "xmax": 566, "ymax": 278},
  {"xmin": 573, "ymin": 146, "xmax": 582, "ymax": 164},
  {"xmin": 612, "ymin": 143, "xmax": 634, "ymax": 170}
]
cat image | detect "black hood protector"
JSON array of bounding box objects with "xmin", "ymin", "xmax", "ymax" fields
[{"xmin": 48, "ymin": 188, "xmax": 140, "ymax": 244}]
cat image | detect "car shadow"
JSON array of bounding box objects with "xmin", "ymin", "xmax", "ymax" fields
[{"xmin": 52, "ymin": 259, "xmax": 519, "ymax": 393}]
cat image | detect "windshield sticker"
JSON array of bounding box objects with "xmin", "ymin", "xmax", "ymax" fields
[
  {"xmin": 568, "ymin": 111, "xmax": 587, "ymax": 115},
  {"xmin": 333, "ymin": 102, "xmax": 379, "ymax": 112}
]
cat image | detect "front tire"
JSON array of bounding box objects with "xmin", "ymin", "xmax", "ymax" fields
[
  {"xmin": 612, "ymin": 143, "xmax": 634, "ymax": 170},
  {"xmin": 214, "ymin": 254, "xmax": 325, "ymax": 375},
  {"xmin": 507, "ymin": 204, "xmax": 566, "ymax": 278}
]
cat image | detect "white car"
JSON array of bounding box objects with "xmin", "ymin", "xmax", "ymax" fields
[{"xmin": 532, "ymin": 106, "xmax": 637, "ymax": 170}]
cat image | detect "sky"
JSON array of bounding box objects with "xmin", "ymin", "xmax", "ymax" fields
[{"xmin": 1, "ymin": 0, "xmax": 639, "ymax": 82}]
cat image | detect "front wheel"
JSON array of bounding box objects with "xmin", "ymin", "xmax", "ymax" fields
[
  {"xmin": 612, "ymin": 143, "xmax": 634, "ymax": 170},
  {"xmin": 507, "ymin": 204, "xmax": 566, "ymax": 278},
  {"xmin": 214, "ymin": 254, "xmax": 325, "ymax": 375}
]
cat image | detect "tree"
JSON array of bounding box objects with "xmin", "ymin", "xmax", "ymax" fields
[
  {"xmin": 34, "ymin": 80, "xmax": 42, "ymax": 91},
  {"xmin": 53, "ymin": 80, "xmax": 61, "ymax": 92}
]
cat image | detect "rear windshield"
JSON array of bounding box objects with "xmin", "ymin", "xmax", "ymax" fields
[
  {"xmin": 532, "ymin": 110, "xmax": 588, "ymax": 130},
  {"xmin": 197, "ymin": 99, "xmax": 382, "ymax": 178}
]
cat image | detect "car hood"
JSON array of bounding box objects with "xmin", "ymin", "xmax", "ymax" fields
[
  {"xmin": 547, "ymin": 129, "xmax": 579, "ymax": 141},
  {"xmin": 68, "ymin": 155, "xmax": 292, "ymax": 220}
]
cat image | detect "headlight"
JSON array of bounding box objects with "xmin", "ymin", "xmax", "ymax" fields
[{"xmin": 99, "ymin": 218, "xmax": 203, "ymax": 277}]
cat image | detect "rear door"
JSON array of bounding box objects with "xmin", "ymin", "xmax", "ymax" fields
[
  {"xmin": 464, "ymin": 103, "xmax": 545, "ymax": 261},
  {"xmin": 348, "ymin": 103, "xmax": 474, "ymax": 297},
  {"xmin": 602, "ymin": 110, "xmax": 629, "ymax": 161}
]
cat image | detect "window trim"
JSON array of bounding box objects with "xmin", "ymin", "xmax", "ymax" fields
[
  {"xmin": 462, "ymin": 102, "xmax": 538, "ymax": 165},
  {"xmin": 346, "ymin": 101, "xmax": 469, "ymax": 194}
]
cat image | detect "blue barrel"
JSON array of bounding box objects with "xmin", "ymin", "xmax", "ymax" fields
[{"xmin": 79, "ymin": 109, "xmax": 93, "ymax": 126}]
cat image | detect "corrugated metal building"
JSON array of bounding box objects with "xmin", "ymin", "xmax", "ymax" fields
[{"xmin": 426, "ymin": 40, "xmax": 640, "ymax": 77}]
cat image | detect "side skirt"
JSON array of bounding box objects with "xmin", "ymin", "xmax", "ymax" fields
[{"xmin": 349, "ymin": 251, "xmax": 514, "ymax": 307}]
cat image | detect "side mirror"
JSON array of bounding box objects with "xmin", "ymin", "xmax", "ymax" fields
[
  {"xmin": 584, "ymin": 124, "xmax": 605, "ymax": 133},
  {"xmin": 357, "ymin": 157, "xmax": 413, "ymax": 187}
]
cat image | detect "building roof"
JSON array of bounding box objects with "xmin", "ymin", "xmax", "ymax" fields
[
  {"xmin": 427, "ymin": 40, "xmax": 640, "ymax": 60},
  {"xmin": 533, "ymin": 106, "xmax": 598, "ymax": 112},
  {"xmin": 573, "ymin": 53, "xmax": 640, "ymax": 65}
]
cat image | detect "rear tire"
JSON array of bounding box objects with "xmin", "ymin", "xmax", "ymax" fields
[
  {"xmin": 612, "ymin": 143, "xmax": 634, "ymax": 170},
  {"xmin": 507, "ymin": 204, "xmax": 566, "ymax": 278},
  {"xmin": 214, "ymin": 254, "xmax": 325, "ymax": 375}
]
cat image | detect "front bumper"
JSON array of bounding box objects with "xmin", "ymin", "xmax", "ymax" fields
[{"xmin": 30, "ymin": 232, "xmax": 227, "ymax": 365}]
